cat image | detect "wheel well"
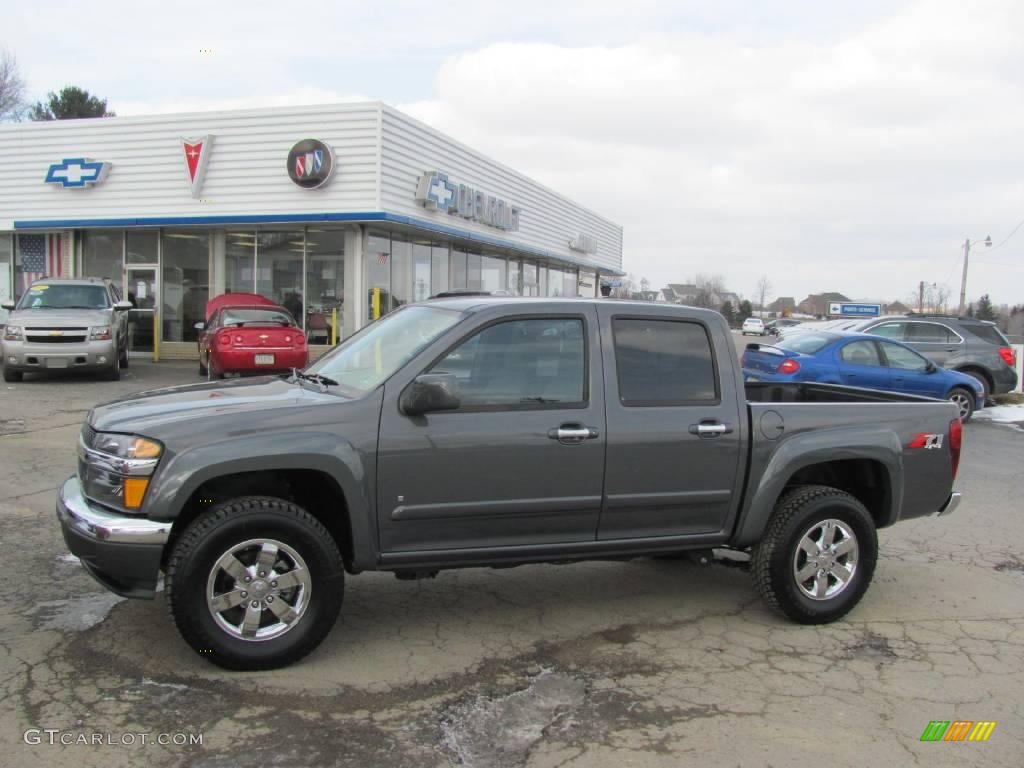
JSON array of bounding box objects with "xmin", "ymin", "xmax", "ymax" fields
[
  {"xmin": 954, "ymin": 366, "xmax": 992, "ymax": 392},
  {"xmin": 783, "ymin": 459, "xmax": 892, "ymax": 527},
  {"xmin": 164, "ymin": 469, "xmax": 355, "ymax": 571}
]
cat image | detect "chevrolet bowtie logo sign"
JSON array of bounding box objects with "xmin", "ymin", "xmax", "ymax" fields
[{"xmin": 45, "ymin": 158, "xmax": 112, "ymax": 188}]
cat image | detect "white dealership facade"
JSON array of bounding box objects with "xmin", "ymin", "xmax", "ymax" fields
[{"xmin": 0, "ymin": 102, "xmax": 623, "ymax": 358}]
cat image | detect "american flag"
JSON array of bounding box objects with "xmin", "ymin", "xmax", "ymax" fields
[
  {"xmin": 377, "ymin": 251, "xmax": 389, "ymax": 265},
  {"xmin": 18, "ymin": 233, "xmax": 64, "ymax": 293}
]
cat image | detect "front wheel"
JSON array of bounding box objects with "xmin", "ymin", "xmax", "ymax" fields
[
  {"xmin": 947, "ymin": 386, "xmax": 975, "ymax": 422},
  {"xmin": 3, "ymin": 367, "xmax": 22, "ymax": 383},
  {"xmin": 165, "ymin": 496, "xmax": 345, "ymax": 670},
  {"xmin": 752, "ymin": 485, "xmax": 877, "ymax": 624}
]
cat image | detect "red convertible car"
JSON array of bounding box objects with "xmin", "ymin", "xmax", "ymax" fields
[{"xmin": 196, "ymin": 293, "xmax": 308, "ymax": 378}]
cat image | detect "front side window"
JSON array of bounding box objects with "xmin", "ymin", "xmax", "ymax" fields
[
  {"xmin": 17, "ymin": 283, "xmax": 110, "ymax": 310},
  {"xmin": 881, "ymin": 342, "xmax": 929, "ymax": 371},
  {"xmin": 613, "ymin": 319, "xmax": 717, "ymax": 405},
  {"xmin": 839, "ymin": 341, "xmax": 883, "ymax": 366},
  {"xmin": 429, "ymin": 318, "xmax": 586, "ymax": 408},
  {"xmin": 307, "ymin": 305, "xmax": 462, "ymax": 396}
]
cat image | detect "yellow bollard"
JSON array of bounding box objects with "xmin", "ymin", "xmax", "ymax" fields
[
  {"xmin": 372, "ymin": 287, "xmax": 381, "ymax": 320},
  {"xmin": 331, "ymin": 307, "xmax": 338, "ymax": 346},
  {"xmin": 153, "ymin": 311, "xmax": 159, "ymax": 362}
]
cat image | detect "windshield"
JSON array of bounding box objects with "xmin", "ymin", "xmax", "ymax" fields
[
  {"xmin": 220, "ymin": 308, "xmax": 295, "ymax": 326},
  {"xmin": 17, "ymin": 283, "xmax": 109, "ymax": 310},
  {"xmin": 306, "ymin": 305, "xmax": 463, "ymax": 395},
  {"xmin": 780, "ymin": 333, "xmax": 837, "ymax": 354}
]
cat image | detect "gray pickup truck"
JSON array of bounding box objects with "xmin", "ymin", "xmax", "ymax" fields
[{"xmin": 58, "ymin": 298, "xmax": 963, "ymax": 669}]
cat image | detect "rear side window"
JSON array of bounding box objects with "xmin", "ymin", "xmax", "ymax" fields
[
  {"xmin": 429, "ymin": 317, "xmax": 586, "ymax": 408},
  {"xmin": 907, "ymin": 322, "xmax": 957, "ymax": 343},
  {"xmin": 962, "ymin": 323, "xmax": 1009, "ymax": 346},
  {"xmin": 613, "ymin": 318, "xmax": 717, "ymax": 405},
  {"xmin": 866, "ymin": 322, "xmax": 906, "ymax": 340}
]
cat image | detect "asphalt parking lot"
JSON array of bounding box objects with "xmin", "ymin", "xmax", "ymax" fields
[{"xmin": 1, "ymin": 359, "xmax": 1022, "ymax": 767}]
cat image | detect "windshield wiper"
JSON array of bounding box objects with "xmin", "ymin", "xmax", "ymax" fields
[{"xmin": 289, "ymin": 369, "xmax": 339, "ymax": 389}]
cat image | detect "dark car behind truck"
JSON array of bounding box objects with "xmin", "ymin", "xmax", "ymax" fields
[{"xmin": 58, "ymin": 298, "xmax": 963, "ymax": 669}]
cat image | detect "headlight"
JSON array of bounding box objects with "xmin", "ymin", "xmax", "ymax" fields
[
  {"xmin": 79, "ymin": 429, "xmax": 163, "ymax": 512},
  {"xmin": 3, "ymin": 325, "xmax": 22, "ymax": 341},
  {"xmin": 90, "ymin": 326, "xmax": 112, "ymax": 340}
]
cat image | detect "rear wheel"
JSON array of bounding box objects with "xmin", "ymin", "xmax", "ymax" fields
[
  {"xmin": 947, "ymin": 386, "xmax": 975, "ymax": 422},
  {"xmin": 165, "ymin": 496, "xmax": 345, "ymax": 670},
  {"xmin": 752, "ymin": 485, "xmax": 877, "ymax": 624}
]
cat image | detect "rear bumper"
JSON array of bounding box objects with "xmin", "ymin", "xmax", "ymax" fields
[
  {"xmin": 991, "ymin": 365, "xmax": 1018, "ymax": 395},
  {"xmin": 56, "ymin": 476, "xmax": 168, "ymax": 598},
  {"xmin": 214, "ymin": 347, "xmax": 308, "ymax": 373},
  {"xmin": 936, "ymin": 491, "xmax": 961, "ymax": 517}
]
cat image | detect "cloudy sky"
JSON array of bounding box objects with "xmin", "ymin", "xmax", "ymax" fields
[{"xmin": 5, "ymin": 0, "xmax": 1023, "ymax": 305}]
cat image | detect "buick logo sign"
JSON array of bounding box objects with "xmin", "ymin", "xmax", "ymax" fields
[{"xmin": 287, "ymin": 139, "xmax": 335, "ymax": 189}]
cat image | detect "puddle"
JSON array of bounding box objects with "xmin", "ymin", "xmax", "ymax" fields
[
  {"xmin": 29, "ymin": 593, "xmax": 126, "ymax": 632},
  {"xmin": 440, "ymin": 671, "xmax": 586, "ymax": 767}
]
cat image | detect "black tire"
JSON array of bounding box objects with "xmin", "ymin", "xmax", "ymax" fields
[
  {"xmin": 3, "ymin": 367, "xmax": 23, "ymax": 383},
  {"xmin": 752, "ymin": 485, "xmax": 877, "ymax": 624},
  {"xmin": 946, "ymin": 386, "xmax": 975, "ymax": 422},
  {"xmin": 198, "ymin": 347, "xmax": 208, "ymax": 377},
  {"xmin": 960, "ymin": 371, "xmax": 990, "ymax": 406},
  {"xmin": 103, "ymin": 358, "xmax": 120, "ymax": 381},
  {"xmin": 165, "ymin": 496, "xmax": 345, "ymax": 670},
  {"xmin": 120, "ymin": 343, "xmax": 129, "ymax": 369}
]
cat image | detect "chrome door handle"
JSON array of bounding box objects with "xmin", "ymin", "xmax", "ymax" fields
[
  {"xmin": 547, "ymin": 426, "xmax": 600, "ymax": 442},
  {"xmin": 688, "ymin": 422, "xmax": 734, "ymax": 437}
]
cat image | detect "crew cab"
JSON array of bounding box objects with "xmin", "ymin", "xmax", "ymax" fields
[{"xmin": 58, "ymin": 298, "xmax": 964, "ymax": 669}]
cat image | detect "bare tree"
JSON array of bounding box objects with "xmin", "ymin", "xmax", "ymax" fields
[
  {"xmin": 693, "ymin": 273, "xmax": 726, "ymax": 308},
  {"xmin": 756, "ymin": 274, "xmax": 772, "ymax": 317},
  {"xmin": 611, "ymin": 273, "xmax": 637, "ymax": 299},
  {"xmin": 0, "ymin": 49, "xmax": 26, "ymax": 121}
]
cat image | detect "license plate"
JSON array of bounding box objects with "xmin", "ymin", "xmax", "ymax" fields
[
  {"xmin": 254, "ymin": 354, "xmax": 275, "ymax": 365},
  {"xmin": 46, "ymin": 358, "xmax": 69, "ymax": 369}
]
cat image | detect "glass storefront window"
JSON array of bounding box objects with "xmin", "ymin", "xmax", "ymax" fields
[
  {"xmin": 256, "ymin": 230, "xmax": 304, "ymax": 321},
  {"xmin": 466, "ymin": 252, "xmax": 482, "ymax": 291},
  {"xmin": 0, "ymin": 234, "xmax": 12, "ymax": 312},
  {"xmin": 546, "ymin": 266, "xmax": 578, "ymax": 297},
  {"xmin": 481, "ymin": 255, "xmax": 507, "ymax": 293},
  {"xmin": 225, "ymin": 230, "xmax": 255, "ymax": 293},
  {"xmin": 306, "ymin": 229, "xmax": 345, "ymax": 343},
  {"xmin": 577, "ymin": 269, "xmax": 596, "ymax": 297},
  {"xmin": 431, "ymin": 242, "xmax": 449, "ymax": 297},
  {"xmin": 82, "ymin": 230, "xmax": 123, "ymax": 284},
  {"xmin": 390, "ymin": 233, "xmax": 412, "ymax": 310},
  {"xmin": 161, "ymin": 230, "xmax": 209, "ymax": 342},
  {"xmin": 412, "ymin": 238, "xmax": 432, "ymax": 302},
  {"xmin": 507, "ymin": 260, "xmax": 521, "ymax": 295},
  {"xmin": 522, "ymin": 262, "xmax": 538, "ymax": 297},
  {"xmin": 451, "ymin": 248, "xmax": 467, "ymax": 291},
  {"xmin": 126, "ymin": 231, "xmax": 159, "ymax": 264},
  {"xmin": 537, "ymin": 266, "xmax": 548, "ymax": 297},
  {"xmin": 365, "ymin": 230, "xmax": 391, "ymax": 320}
]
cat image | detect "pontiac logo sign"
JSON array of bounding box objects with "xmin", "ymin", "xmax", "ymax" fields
[{"xmin": 287, "ymin": 139, "xmax": 335, "ymax": 189}]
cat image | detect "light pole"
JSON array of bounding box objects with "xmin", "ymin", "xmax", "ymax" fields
[{"xmin": 958, "ymin": 235, "xmax": 992, "ymax": 315}]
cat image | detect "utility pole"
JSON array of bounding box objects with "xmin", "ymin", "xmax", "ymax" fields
[
  {"xmin": 918, "ymin": 281, "xmax": 925, "ymax": 313},
  {"xmin": 958, "ymin": 235, "xmax": 992, "ymax": 315}
]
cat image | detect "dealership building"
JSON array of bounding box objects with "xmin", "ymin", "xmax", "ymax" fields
[{"xmin": 0, "ymin": 102, "xmax": 623, "ymax": 359}]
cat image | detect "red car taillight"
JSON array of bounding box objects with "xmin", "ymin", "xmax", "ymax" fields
[
  {"xmin": 949, "ymin": 418, "xmax": 962, "ymax": 482},
  {"xmin": 998, "ymin": 346, "xmax": 1016, "ymax": 367},
  {"xmin": 777, "ymin": 359, "xmax": 800, "ymax": 374},
  {"xmin": 218, "ymin": 332, "xmax": 231, "ymax": 346},
  {"xmin": 294, "ymin": 333, "xmax": 305, "ymax": 345}
]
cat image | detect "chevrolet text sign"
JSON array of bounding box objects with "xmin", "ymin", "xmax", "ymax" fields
[{"xmin": 416, "ymin": 171, "xmax": 521, "ymax": 232}]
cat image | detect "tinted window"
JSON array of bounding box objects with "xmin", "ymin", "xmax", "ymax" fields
[
  {"xmin": 962, "ymin": 323, "xmax": 1009, "ymax": 346},
  {"xmin": 783, "ymin": 333, "xmax": 836, "ymax": 354},
  {"xmin": 907, "ymin": 322, "xmax": 955, "ymax": 343},
  {"xmin": 429, "ymin": 318, "xmax": 585, "ymax": 408},
  {"xmin": 839, "ymin": 341, "xmax": 883, "ymax": 366},
  {"xmin": 613, "ymin": 319, "xmax": 716, "ymax": 404},
  {"xmin": 881, "ymin": 342, "xmax": 929, "ymax": 371},
  {"xmin": 867, "ymin": 322, "xmax": 905, "ymax": 340}
]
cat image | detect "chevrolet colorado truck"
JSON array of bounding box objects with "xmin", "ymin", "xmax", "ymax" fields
[{"xmin": 58, "ymin": 298, "xmax": 963, "ymax": 670}]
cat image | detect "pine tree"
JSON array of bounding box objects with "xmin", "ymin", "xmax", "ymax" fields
[{"xmin": 975, "ymin": 294, "xmax": 996, "ymax": 321}]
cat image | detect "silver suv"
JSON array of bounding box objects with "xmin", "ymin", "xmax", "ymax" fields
[
  {"xmin": 1, "ymin": 278, "xmax": 132, "ymax": 382},
  {"xmin": 847, "ymin": 314, "xmax": 1018, "ymax": 397}
]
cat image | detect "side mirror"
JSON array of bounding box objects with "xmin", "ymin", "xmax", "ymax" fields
[
  {"xmin": 400, "ymin": 373, "xmax": 460, "ymax": 416},
  {"xmin": 193, "ymin": 321, "xmax": 206, "ymax": 331},
  {"xmin": 925, "ymin": 361, "xmax": 937, "ymax": 373},
  {"xmin": 113, "ymin": 300, "xmax": 133, "ymax": 311},
  {"xmin": 1, "ymin": 300, "xmax": 15, "ymax": 311}
]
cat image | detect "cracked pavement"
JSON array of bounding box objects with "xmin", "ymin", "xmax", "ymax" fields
[{"xmin": 0, "ymin": 361, "xmax": 1021, "ymax": 766}]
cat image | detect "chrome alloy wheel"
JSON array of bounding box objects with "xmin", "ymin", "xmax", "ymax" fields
[
  {"xmin": 949, "ymin": 390, "xmax": 972, "ymax": 420},
  {"xmin": 206, "ymin": 538, "xmax": 312, "ymax": 641},
  {"xmin": 792, "ymin": 519, "xmax": 859, "ymax": 601}
]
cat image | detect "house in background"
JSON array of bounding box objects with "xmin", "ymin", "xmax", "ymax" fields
[{"xmin": 768, "ymin": 296, "xmax": 796, "ymax": 316}]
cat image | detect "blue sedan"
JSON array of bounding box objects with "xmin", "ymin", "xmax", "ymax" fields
[{"xmin": 741, "ymin": 331, "xmax": 985, "ymax": 421}]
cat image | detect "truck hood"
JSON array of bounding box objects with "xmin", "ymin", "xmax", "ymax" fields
[
  {"xmin": 9, "ymin": 308, "xmax": 114, "ymax": 327},
  {"xmin": 88, "ymin": 376, "xmax": 344, "ymax": 434}
]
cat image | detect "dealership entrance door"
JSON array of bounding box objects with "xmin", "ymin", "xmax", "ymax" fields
[{"xmin": 126, "ymin": 268, "xmax": 158, "ymax": 357}]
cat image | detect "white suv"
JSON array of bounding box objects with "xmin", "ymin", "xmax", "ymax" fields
[{"xmin": 741, "ymin": 317, "xmax": 766, "ymax": 336}]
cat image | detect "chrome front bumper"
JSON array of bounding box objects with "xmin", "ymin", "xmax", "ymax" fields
[
  {"xmin": 58, "ymin": 476, "xmax": 170, "ymax": 544},
  {"xmin": 936, "ymin": 491, "xmax": 961, "ymax": 517}
]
